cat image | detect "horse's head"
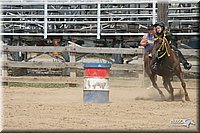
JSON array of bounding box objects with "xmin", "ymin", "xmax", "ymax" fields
[
  {"xmin": 153, "ymin": 34, "xmax": 164, "ymax": 50},
  {"xmin": 152, "ymin": 34, "xmax": 170, "ymax": 59}
]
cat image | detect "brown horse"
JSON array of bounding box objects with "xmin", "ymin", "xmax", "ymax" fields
[{"xmin": 144, "ymin": 34, "xmax": 190, "ymax": 101}]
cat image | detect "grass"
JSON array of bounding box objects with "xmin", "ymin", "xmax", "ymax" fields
[{"xmin": 2, "ymin": 82, "xmax": 78, "ymax": 88}]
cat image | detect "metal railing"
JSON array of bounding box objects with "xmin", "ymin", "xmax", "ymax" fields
[{"xmin": 0, "ymin": 0, "xmax": 199, "ymax": 38}]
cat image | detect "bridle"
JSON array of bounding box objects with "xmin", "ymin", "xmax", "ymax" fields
[{"xmin": 154, "ymin": 35, "xmax": 171, "ymax": 59}]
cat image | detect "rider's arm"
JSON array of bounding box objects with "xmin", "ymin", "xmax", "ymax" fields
[
  {"xmin": 140, "ymin": 34, "xmax": 154, "ymax": 47},
  {"xmin": 140, "ymin": 34, "xmax": 148, "ymax": 47},
  {"xmin": 147, "ymin": 40, "xmax": 154, "ymax": 45}
]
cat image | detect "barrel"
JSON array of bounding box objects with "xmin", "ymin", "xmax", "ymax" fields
[{"xmin": 83, "ymin": 62, "xmax": 111, "ymax": 103}]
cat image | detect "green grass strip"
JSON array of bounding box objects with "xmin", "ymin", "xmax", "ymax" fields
[{"xmin": 4, "ymin": 82, "xmax": 78, "ymax": 88}]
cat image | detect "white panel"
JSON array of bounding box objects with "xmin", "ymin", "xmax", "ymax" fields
[{"xmin": 84, "ymin": 78, "xmax": 109, "ymax": 90}]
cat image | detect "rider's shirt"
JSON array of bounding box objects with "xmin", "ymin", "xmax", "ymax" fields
[{"xmin": 145, "ymin": 33, "xmax": 154, "ymax": 53}]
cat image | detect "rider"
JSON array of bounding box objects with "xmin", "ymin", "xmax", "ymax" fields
[
  {"xmin": 140, "ymin": 24, "xmax": 155, "ymax": 54},
  {"xmin": 152, "ymin": 21, "xmax": 192, "ymax": 71}
]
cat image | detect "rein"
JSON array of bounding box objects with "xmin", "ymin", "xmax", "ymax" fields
[{"xmin": 154, "ymin": 36, "xmax": 170, "ymax": 59}]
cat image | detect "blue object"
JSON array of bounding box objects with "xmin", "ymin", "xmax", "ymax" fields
[
  {"xmin": 83, "ymin": 62, "xmax": 111, "ymax": 68},
  {"xmin": 83, "ymin": 90, "xmax": 109, "ymax": 103}
]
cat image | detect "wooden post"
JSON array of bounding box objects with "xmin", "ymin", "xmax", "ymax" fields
[
  {"xmin": 62, "ymin": 67, "xmax": 70, "ymax": 76},
  {"xmin": 2, "ymin": 51, "xmax": 8, "ymax": 86},
  {"xmin": 138, "ymin": 46, "xmax": 144, "ymax": 88},
  {"xmin": 157, "ymin": 0, "xmax": 169, "ymax": 26},
  {"xmin": 61, "ymin": 51, "xmax": 70, "ymax": 76},
  {"xmin": 69, "ymin": 52, "xmax": 76, "ymax": 78},
  {"xmin": 69, "ymin": 44, "xmax": 77, "ymax": 84},
  {"xmin": 138, "ymin": 47, "xmax": 152, "ymax": 89}
]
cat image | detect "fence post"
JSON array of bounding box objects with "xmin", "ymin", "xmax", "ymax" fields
[
  {"xmin": 138, "ymin": 46, "xmax": 144, "ymax": 88},
  {"xmin": 69, "ymin": 44, "xmax": 77, "ymax": 83},
  {"xmin": 70, "ymin": 52, "xmax": 76, "ymax": 78},
  {"xmin": 2, "ymin": 50, "xmax": 8, "ymax": 86}
]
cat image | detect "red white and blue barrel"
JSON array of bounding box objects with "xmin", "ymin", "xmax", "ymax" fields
[{"xmin": 83, "ymin": 62, "xmax": 111, "ymax": 103}]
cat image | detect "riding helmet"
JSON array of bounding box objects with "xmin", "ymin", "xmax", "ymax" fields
[
  {"xmin": 154, "ymin": 21, "xmax": 165, "ymax": 30},
  {"xmin": 147, "ymin": 24, "xmax": 154, "ymax": 30}
]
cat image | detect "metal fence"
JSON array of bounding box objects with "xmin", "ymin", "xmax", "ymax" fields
[{"xmin": 1, "ymin": 0, "xmax": 199, "ymax": 39}]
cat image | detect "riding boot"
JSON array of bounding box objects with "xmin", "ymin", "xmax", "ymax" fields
[
  {"xmin": 183, "ymin": 62, "xmax": 192, "ymax": 70},
  {"xmin": 176, "ymin": 49, "xmax": 192, "ymax": 70}
]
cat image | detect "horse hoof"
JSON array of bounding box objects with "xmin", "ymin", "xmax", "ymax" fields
[
  {"xmin": 180, "ymin": 99, "xmax": 185, "ymax": 103},
  {"xmin": 171, "ymin": 96, "xmax": 175, "ymax": 101},
  {"xmin": 185, "ymin": 96, "xmax": 191, "ymax": 101},
  {"xmin": 167, "ymin": 97, "xmax": 175, "ymax": 102},
  {"xmin": 161, "ymin": 95, "xmax": 166, "ymax": 101}
]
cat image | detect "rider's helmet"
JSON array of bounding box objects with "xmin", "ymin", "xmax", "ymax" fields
[
  {"xmin": 154, "ymin": 21, "xmax": 165, "ymax": 31},
  {"xmin": 154, "ymin": 21, "xmax": 166, "ymax": 37},
  {"xmin": 147, "ymin": 24, "xmax": 154, "ymax": 30}
]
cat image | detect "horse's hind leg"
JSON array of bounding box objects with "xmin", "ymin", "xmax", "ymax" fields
[
  {"xmin": 163, "ymin": 77, "xmax": 175, "ymax": 101},
  {"xmin": 150, "ymin": 75, "xmax": 165, "ymax": 100},
  {"xmin": 180, "ymin": 77, "xmax": 190, "ymax": 101},
  {"xmin": 175, "ymin": 67, "xmax": 190, "ymax": 101},
  {"xmin": 163, "ymin": 77, "xmax": 170, "ymax": 93},
  {"xmin": 163, "ymin": 77, "xmax": 174, "ymax": 101}
]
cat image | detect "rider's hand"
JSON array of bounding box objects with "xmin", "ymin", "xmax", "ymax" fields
[{"xmin": 147, "ymin": 40, "xmax": 154, "ymax": 45}]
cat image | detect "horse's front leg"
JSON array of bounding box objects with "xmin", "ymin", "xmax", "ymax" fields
[{"xmin": 149, "ymin": 74, "xmax": 165, "ymax": 101}]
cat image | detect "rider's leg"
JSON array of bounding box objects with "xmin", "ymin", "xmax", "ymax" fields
[{"xmin": 173, "ymin": 47, "xmax": 192, "ymax": 70}]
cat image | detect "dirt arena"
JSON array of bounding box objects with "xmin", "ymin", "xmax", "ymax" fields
[{"xmin": 3, "ymin": 77, "xmax": 198, "ymax": 131}]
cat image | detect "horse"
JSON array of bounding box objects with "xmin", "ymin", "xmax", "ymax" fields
[{"xmin": 143, "ymin": 34, "xmax": 190, "ymax": 101}]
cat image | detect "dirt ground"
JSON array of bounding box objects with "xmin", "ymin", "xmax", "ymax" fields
[{"xmin": 3, "ymin": 77, "xmax": 199, "ymax": 132}]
